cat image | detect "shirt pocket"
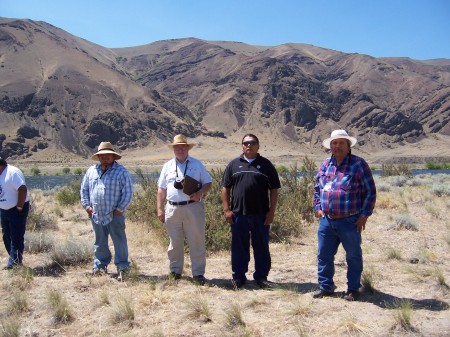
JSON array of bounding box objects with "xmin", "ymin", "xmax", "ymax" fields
[{"xmin": 339, "ymin": 175, "xmax": 353, "ymax": 191}]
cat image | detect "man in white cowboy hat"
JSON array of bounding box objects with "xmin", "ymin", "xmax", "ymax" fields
[
  {"xmin": 313, "ymin": 130, "xmax": 376, "ymax": 301},
  {"xmin": 80, "ymin": 141, "xmax": 133, "ymax": 279},
  {"xmin": 157, "ymin": 134, "xmax": 212, "ymax": 285}
]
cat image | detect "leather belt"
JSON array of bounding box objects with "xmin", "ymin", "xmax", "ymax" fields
[
  {"xmin": 168, "ymin": 200, "xmax": 195, "ymax": 206},
  {"xmin": 326, "ymin": 213, "xmax": 358, "ymax": 220}
]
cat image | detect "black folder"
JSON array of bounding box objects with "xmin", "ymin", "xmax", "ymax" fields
[{"xmin": 183, "ymin": 175, "xmax": 202, "ymax": 195}]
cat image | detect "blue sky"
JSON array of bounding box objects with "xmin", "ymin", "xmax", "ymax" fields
[{"xmin": 1, "ymin": 0, "xmax": 449, "ymax": 60}]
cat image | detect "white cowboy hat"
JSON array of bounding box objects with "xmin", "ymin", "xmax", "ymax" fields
[
  {"xmin": 322, "ymin": 130, "xmax": 357, "ymax": 149},
  {"xmin": 167, "ymin": 134, "xmax": 195, "ymax": 150},
  {"xmin": 91, "ymin": 141, "xmax": 122, "ymax": 160}
]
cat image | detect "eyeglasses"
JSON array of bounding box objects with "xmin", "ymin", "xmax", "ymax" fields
[{"xmin": 242, "ymin": 141, "xmax": 258, "ymax": 147}]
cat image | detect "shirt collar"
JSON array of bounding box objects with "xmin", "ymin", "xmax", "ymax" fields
[{"xmin": 240, "ymin": 153, "xmax": 260, "ymax": 163}]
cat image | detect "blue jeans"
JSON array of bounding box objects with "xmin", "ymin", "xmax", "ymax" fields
[
  {"xmin": 231, "ymin": 214, "xmax": 271, "ymax": 282},
  {"xmin": 317, "ymin": 214, "xmax": 362, "ymax": 292},
  {"xmin": 92, "ymin": 215, "xmax": 130, "ymax": 272},
  {"xmin": 1, "ymin": 202, "xmax": 29, "ymax": 267}
]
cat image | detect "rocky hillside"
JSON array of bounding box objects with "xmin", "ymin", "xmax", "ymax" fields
[{"xmin": 0, "ymin": 18, "xmax": 449, "ymax": 162}]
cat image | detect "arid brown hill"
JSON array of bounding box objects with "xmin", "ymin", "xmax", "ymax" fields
[{"xmin": 0, "ymin": 18, "xmax": 449, "ymax": 163}]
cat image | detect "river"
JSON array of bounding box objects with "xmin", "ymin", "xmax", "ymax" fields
[{"xmin": 24, "ymin": 169, "xmax": 449, "ymax": 190}]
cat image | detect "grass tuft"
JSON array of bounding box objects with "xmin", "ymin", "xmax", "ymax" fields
[
  {"xmin": 0, "ymin": 320, "xmax": 20, "ymax": 337},
  {"xmin": 392, "ymin": 299, "xmax": 414, "ymax": 331},
  {"xmin": 10, "ymin": 266, "xmax": 34, "ymax": 290},
  {"xmin": 388, "ymin": 214, "xmax": 418, "ymax": 231},
  {"xmin": 110, "ymin": 293, "xmax": 135, "ymax": 326},
  {"xmin": 386, "ymin": 248, "xmax": 402, "ymax": 261},
  {"xmin": 185, "ymin": 293, "xmax": 212, "ymax": 322},
  {"xmin": 27, "ymin": 200, "xmax": 58, "ymax": 231},
  {"xmin": 224, "ymin": 303, "xmax": 246, "ymax": 329},
  {"xmin": 50, "ymin": 239, "xmax": 91, "ymax": 266},
  {"xmin": 7, "ymin": 291, "xmax": 29, "ymax": 314},
  {"xmin": 361, "ymin": 267, "xmax": 376, "ymax": 293},
  {"xmin": 433, "ymin": 267, "xmax": 449, "ymax": 290},
  {"xmin": 287, "ymin": 299, "xmax": 312, "ymax": 317},
  {"xmin": 48, "ymin": 290, "xmax": 74, "ymax": 324},
  {"xmin": 24, "ymin": 231, "xmax": 55, "ymax": 253}
]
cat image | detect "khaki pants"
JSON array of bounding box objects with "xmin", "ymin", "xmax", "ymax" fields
[{"xmin": 164, "ymin": 201, "xmax": 206, "ymax": 276}]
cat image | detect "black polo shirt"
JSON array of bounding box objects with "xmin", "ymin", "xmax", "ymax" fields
[{"xmin": 222, "ymin": 153, "xmax": 281, "ymax": 215}]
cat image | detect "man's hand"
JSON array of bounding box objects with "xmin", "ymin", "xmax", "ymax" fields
[
  {"xmin": 86, "ymin": 206, "xmax": 93, "ymax": 218},
  {"xmin": 189, "ymin": 190, "xmax": 203, "ymax": 202},
  {"xmin": 265, "ymin": 211, "xmax": 275, "ymax": 226},
  {"xmin": 224, "ymin": 210, "xmax": 234, "ymax": 225},
  {"xmin": 157, "ymin": 209, "xmax": 165, "ymax": 223},
  {"xmin": 356, "ymin": 216, "xmax": 368, "ymax": 233}
]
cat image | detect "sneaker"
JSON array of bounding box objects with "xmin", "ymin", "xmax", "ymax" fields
[
  {"xmin": 92, "ymin": 266, "xmax": 107, "ymax": 276},
  {"xmin": 312, "ymin": 289, "xmax": 334, "ymax": 298},
  {"xmin": 232, "ymin": 279, "xmax": 246, "ymax": 289},
  {"xmin": 343, "ymin": 290, "xmax": 360, "ymax": 301},
  {"xmin": 193, "ymin": 275, "xmax": 206, "ymax": 285},
  {"xmin": 169, "ymin": 272, "xmax": 182, "ymax": 280},
  {"xmin": 117, "ymin": 268, "xmax": 130, "ymax": 281},
  {"xmin": 256, "ymin": 279, "xmax": 273, "ymax": 289}
]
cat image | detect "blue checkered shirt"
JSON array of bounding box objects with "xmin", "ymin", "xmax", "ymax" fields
[{"xmin": 80, "ymin": 161, "xmax": 133, "ymax": 225}]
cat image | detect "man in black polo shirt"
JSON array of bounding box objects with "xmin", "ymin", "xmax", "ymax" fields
[{"xmin": 221, "ymin": 134, "xmax": 281, "ymax": 289}]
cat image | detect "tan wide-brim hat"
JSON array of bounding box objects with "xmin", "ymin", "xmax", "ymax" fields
[
  {"xmin": 322, "ymin": 130, "xmax": 357, "ymax": 149},
  {"xmin": 91, "ymin": 141, "xmax": 122, "ymax": 160},
  {"xmin": 167, "ymin": 134, "xmax": 195, "ymax": 150}
]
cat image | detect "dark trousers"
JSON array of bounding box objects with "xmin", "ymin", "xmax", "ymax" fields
[
  {"xmin": 1, "ymin": 202, "xmax": 29, "ymax": 267},
  {"xmin": 231, "ymin": 214, "xmax": 271, "ymax": 282}
]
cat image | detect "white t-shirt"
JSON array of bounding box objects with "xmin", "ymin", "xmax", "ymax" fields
[
  {"xmin": 0, "ymin": 164, "xmax": 29, "ymax": 210},
  {"xmin": 158, "ymin": 156, "xmax": 212, "ymax": 203}
]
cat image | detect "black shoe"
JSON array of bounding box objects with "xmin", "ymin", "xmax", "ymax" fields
[
  {"xmin": 193, "ymin": 275, "xmax": 206, "ymax": 285},
  {"xmin": 232, "ymin": 279, "xmax": 246, "ymax": 289},
  {"xmin": 169, "ymin": 272, "xmax": 182, "ymax": 280},
  {"xmin": 256, "ymin": 279, "xmax": 273, "ymax": 289},
  {"xmin": 3, "ymin": 262, "xmax": 22, "ymax": 270},
  {"xmin": 312, "ymin": 289, "xmax": 334, "ymax": 298},
  {"xmin": 343, "ymin": 290, "xmax": 360, "ymax": 301}
]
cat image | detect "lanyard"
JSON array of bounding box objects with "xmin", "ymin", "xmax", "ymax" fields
[{"xmin": 175, "ymin": 159, "xmax": 189, "ymax": 179}]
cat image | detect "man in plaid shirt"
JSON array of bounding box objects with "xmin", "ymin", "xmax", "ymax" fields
[
  {"xmin": 81, "ymin": 141, "xmax": 133, "ymax": 279},
  {"xmin": 313, "ymin": 130, "xmax": 376, "ymax": 301}
]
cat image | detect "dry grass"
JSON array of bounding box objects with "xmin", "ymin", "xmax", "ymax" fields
[{"xmin": 0, "ymin": 174, "xmax": 449, "ymax": 336}]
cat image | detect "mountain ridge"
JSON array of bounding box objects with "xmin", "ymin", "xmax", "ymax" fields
[{"xmin": 1, "ymin": 17, "xmax": 449, "ymax": 165}]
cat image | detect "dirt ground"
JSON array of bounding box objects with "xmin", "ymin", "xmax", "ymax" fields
[{"xmin": 0, "ymin": 174, "xmax": 449, "ymax": 336}]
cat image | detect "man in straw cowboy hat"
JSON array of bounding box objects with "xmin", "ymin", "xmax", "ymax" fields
[
  {"xmin": 157, "ymin": 134, "xmax": 212, "ymax": 285},
  {"xmin": 80, "ymin": 141, "xmax": 133, "ymax": 280},
  {"xmin": 313, "ymin": 130, "xmax": 376, "ymax": 301}
]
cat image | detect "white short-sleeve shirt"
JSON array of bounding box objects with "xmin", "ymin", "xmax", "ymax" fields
[
  {"xmin": 0, "ymin": 164, "xmax": 29, "ymax": 210},
  {"xmin": 158, "ymin": 156, "xmax": 212, "ymax": 203}
]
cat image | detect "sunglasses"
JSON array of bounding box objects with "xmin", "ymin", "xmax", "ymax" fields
[{"xmin": 242, "ymin": 141, "xmax": 258, "ymax": 146}]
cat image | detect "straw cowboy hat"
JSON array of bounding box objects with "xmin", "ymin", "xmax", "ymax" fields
[
  {"xmin": 322, "ymin": 130, "xmax": 357, "ymax": 149},
  {"xmin": 167, "ymin": 134, "xmax": 195, "ymax": 150},
  {"xmin": 91, "ymin": 141, "xmax": 122, "ymax": 160}
]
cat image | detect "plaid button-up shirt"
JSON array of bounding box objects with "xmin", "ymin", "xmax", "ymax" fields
[
  {"xmin": 314, "ymin": 154, "xmax": 376, "ymax": 217},
  {"xmin": 80, "ymin": 161, "xmax": 133, "ymax": 225}
]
